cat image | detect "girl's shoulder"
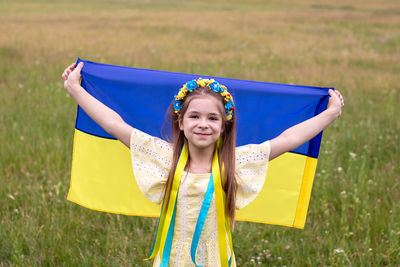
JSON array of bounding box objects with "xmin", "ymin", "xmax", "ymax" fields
[
  {"xmin": 235, "ymin": 140, "xmax": 270, "ymax": 165},
  {"xmin": 130, "ymin": 128, "xmax": 173, "ymax": 152}
]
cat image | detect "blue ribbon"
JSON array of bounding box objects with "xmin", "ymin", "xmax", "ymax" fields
[
  {"xmin": 190, "ymin": 174, "xmax": 231, "ymax": 267},
  {"xmin": 148, "ymin": 197, "xmax": 177, "ymax": 267},
  {"xmin": 151, "ymin": 174, "xmax": 232, "ymax": 266},
  {"xmin": 161, "ymin": 201, "xmax": 177, "ymax": 267},
  {"xmin": 190, "ymin": 175, "xmax": 215, "ymax": 266}
]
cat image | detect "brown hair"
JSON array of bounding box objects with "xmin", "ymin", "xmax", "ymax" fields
[{"xmin": 164, "ymin": 86, "xmax": 237, "ymax": 226}]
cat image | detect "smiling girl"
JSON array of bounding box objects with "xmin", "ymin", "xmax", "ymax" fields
[{"xmin": 62, "ymin": 62, "xmax": 344, "ymax": 266}]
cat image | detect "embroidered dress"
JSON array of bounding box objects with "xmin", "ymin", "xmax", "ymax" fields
[{"xmin": 130, "ymin": 128, "xmax": 270, "ymax": 267}]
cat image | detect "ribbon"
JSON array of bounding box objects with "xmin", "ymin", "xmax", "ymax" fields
[
  {"xmin": 211, "ymin": 145, "xmax": 231, "ymax": 266},
  {"xmin": 190, "ymin": 174, "xmax": 214, "ymax": 266},
  {"xmin": 190, "ymin": 172, "xmax": 233, "ymax": 267},
  {"xmin": 147, "ymin": 141, "xmax": 233, "ymax": 266},
  {"xmin": 161, "ymin": 201, "xmax": 177, "ymax": 266},
  {"xmin": 145, "ymin": 142, "xmax": 189, "ymax": 265}
]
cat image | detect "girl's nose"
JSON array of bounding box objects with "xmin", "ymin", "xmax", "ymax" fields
[{"xmin": 198, "ymin": 118, "xmax": 209, "ymax": 128}]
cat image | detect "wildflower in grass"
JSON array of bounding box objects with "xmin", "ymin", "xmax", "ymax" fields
[
  {"xmin": 349, "ymin": 152, "xmax": 356, "ymax": 158},
  {"xmin": 337, "ymin": 167, "xmax": 343, "ymax": 172},
  {"xmin": 20, "ymin": 136, "xmax": 24, "ymax": 140},
  {"xmin": 7, "ymin": 194, "xmax": 15, "ymax": 200},
  {"xmin": 285, "ymin": 245, "xmax": 290, "ymax": 250},
  {"xmin": 334, "ymin": 248, "xmax": 344, "ymax": 254}
]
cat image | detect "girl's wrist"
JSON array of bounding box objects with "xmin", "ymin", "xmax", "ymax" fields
[
  {"xmin": 66, "ymin": 82, "xmax": 81, "ymax": 96},
  {"xmin": 324, "ymin": 106, "xmax": 341, "ymax": 121}
]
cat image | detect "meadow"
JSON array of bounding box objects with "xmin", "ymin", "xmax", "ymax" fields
[{"xmin": 0, "ymin": 0, "xmax": 399, "ymax": 265}]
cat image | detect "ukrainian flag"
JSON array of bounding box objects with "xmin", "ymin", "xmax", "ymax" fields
[{"xmin": 67, "ymin": 58, "xmax": 330, "ymax": 229}]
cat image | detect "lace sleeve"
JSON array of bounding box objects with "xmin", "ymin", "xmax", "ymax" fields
[
  {"xmin": 130, "ymin": 128, "xmax": 173, "ymax": 204},
  {"xmin": 235, "ymin": 140, "xmax": 270, "ymax": 210}
]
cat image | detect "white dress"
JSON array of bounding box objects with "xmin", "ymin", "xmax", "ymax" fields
[{"xmin": 130, "ymin": 128, "xmax": 270, "ymax": 266}]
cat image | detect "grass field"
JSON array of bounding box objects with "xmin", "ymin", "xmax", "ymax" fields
[{"xmin": 0, "ymin": 0, "xmax": 399, "ymax": 266}]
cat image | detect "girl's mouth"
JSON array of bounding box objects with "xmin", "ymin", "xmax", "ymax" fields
[{"xmin": 195, "ymin": 133, "xmax": 211, "ymax": 137}]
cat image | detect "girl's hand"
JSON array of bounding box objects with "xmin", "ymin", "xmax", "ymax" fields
[
  {"xmin": 326, "ymin": 89, "xmax": 344, "ymax": 119},
  {"xmin": 62, "ymin": 62, "xmax": 84, "ymax": 94},
  {"xmin": 269, "ymin": 89, "xmax": 344, "ymax": 160}
]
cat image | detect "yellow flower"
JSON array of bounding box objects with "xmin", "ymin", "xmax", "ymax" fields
[
  {"xmin": 177, "ymin": 91, "xmax": 186, "ymax": 99},
  {"xmin": 198, "ymin": 80, "xmax": 206, "ymax": 87}
]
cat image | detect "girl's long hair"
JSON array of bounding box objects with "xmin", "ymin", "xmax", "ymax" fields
[{"xmin": 163, "ymin": 86, "xmax": 237, "ymax": 226}]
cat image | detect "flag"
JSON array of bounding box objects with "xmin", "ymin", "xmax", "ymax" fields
[{"xmin": 67, "ymin": 58, "xmax": 330, "ymax": 229}]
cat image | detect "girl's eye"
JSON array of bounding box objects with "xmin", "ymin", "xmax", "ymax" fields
[
  {"xmin": 209, "ymin": 117, "xmax": 218, "ymax": 121},
  {"xmin": 189, "ymin": 115, "xmax": 199, "ymax": 119}
]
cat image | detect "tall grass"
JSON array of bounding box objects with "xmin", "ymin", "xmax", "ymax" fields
[{"xmin": 0, "ymin": 0, "xmax": 399, "ymax": 265}]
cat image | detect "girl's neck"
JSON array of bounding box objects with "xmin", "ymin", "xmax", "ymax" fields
[{"xmin": 186, "ymin": 143, "xmax": 215, "ymax": 174}]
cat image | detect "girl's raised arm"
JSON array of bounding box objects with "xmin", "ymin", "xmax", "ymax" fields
[
  {"xmin": 269, "ymin": 89, "xmax": 344, "ymax": 160},
  {"xmin": 62, "ymin": 62, "xmax": 133, "ymax": 148}
]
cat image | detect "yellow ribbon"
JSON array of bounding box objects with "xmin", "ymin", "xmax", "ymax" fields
[
  {"xmin": 146, "ymin": 139, "xmax": 233, "ymax": 266},
  {"xmin": 145, "ymin": 142, "xmax": 189, "ymax": 263},
  {"xmin": 212, "ymin": 144, "xmax": 231, "ymax": 266},
  {"xmin": 218, "ymin": 140, "xmax": 234, "ymax": 266}
]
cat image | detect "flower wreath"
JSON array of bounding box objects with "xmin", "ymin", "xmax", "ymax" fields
[{"xmin": 173, "ymin": 78, "xmax": 235, "ymax": 120}]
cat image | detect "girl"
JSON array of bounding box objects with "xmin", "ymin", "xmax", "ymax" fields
[{"xmin": 62, "ymin": 62, "xmax": 344, "ymax": 266}]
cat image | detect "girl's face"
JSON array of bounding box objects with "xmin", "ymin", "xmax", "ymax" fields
[{"xmin": 179, "ymin": 95, "xmax": 224, "ymax": 151}]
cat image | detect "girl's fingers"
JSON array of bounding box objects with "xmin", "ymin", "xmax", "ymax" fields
[
  {"xmin": 62, "ymin": 71, "xmax": 68, "ymax": 80},
  {"xmin": 328, "ymin": 89, "xmax": 338, "ymax": 100},
  {"xmin": 76, "ymin": 62, "xmax": 84, "ymax": 71},
  {"xmin": 61, "ymin": 63, "xmax": 77, "ymax": 79},
  {"xmin": 335, "ymin": 90, "xmax": 344, "ymax": 106}
]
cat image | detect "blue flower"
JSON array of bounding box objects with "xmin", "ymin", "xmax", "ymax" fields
[
  {"xmin": 225, "ymin": 99, "xmax": 233, "ymax": 110},
  {"xmin": 186, "ymin": 80, "xmax": 198, "ymax": 91},
  {"xmin": 174, "ymin": 100, "xmax": 182, "ymax": 111},
  {"xmin": 210, "ymin": 82, "xmax": 221, "ymax": 92}
]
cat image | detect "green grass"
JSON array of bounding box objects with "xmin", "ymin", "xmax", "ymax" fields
[{"xmin": 0, "ymin": 0, "xmax": 399, "ymax": 266}]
